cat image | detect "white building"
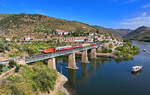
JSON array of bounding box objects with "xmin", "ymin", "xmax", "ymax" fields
[
  {"xmin": 56, "ymin": 29, "xmax": 69, "ymax": 35},
  {"xmin": 6, "ymin": 38, "xmax": 11, "ymax": 41},
  {"xmin": 25, "ymin": 37, "xmax": 31, "ymax": 41}
]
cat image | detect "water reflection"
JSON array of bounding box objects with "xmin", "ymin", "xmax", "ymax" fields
[
  {"xmin": 81, "ymin": 63, "xmax": 88, "ymax": 77},
  {"xmin": 131, "ymin": 70, "xmax": 142, "ymax": 77},
  {"xmin": 90, "ymin": 60, "xmax": 97, "ymax": 72},
  {"xmin": 68, "ymin": 69, "xmax": 76, "ymax": 87}
]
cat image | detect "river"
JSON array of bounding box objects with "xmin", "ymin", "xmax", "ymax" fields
[{"xmin": 56, "ymin": 41, "xmax": 150, "ymax": 95}]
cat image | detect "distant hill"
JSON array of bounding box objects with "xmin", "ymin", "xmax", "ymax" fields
[
  {"xmin": 106, "ymin": 28, "xmax": 132, "ymax": 37},
  {"xmin": 0, "ymin": 13, "xmax": 119, "ymax": 40},
  {"xmin": 94, "ymin": 26, "xmax": 131, "ymax": 40},
  {"xmin": 117, "ymin": 29, "xmax": 132, "ymax": 36},
  {"xmin": 125, "ymin": 26, "xmax": 150, "ymax": 42}
]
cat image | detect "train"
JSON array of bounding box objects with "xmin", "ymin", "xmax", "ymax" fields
[{"xmin": 43, "ymin": 43, "xmax": 96, "ymax": 53}]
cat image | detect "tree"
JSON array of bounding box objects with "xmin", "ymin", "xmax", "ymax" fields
[
  {"xmin": 8, "ymin": 60, "xmax": 17, "ymax": 68},
  {"xmin": 0, "ymin": 38, "xmax": 10, "ymax": 52}
]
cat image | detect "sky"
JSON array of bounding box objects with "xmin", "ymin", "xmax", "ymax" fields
[{"xmin": 0, "ymin": 0, "xmax": 150, "ymax": 29}]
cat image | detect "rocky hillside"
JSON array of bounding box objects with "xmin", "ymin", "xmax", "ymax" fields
[
  {"xmin": 0, "ymin": 13, "xmax": 115, "ymax": 40},
  {"xmin": 125, "ymin": 26, "xmax": 150, "ymax": 42}
]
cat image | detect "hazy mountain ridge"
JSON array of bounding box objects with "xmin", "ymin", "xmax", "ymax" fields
[
  {"xmin": 94, "ymin": 25, "xmax": 132, "ymax": 39},
  {"xmin": 106, "ymin": 28, "xmax": 132, "ymax": 37},
  {"xmin": 125, "ymin": 26, "xmax": 150, "ymax": 42}
]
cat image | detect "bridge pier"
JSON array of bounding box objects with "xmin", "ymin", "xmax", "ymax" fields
[
  {"xmin": 81, "ymin": 50, "xmax": 89, "ymax": 63},
  {"xmin": 67, "ymin": 53, "xmax": 78, "ymax": 69},
  {"xmin": 48, "ymin": 58, "xmax": 56, "ymax": 70},
  {"xmin": 90, "ymin": 48, "xmax": 97, "ymax": 59}
]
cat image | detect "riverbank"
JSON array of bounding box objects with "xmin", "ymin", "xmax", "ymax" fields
[
  {"xmin": 50, "ymin": 73, "xmax": 70, "ymax": 95},
  {"xmin": 97, "ymin": 53, "xmax": 117, "ymax": 58}
]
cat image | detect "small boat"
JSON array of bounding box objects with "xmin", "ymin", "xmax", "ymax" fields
[
  {"xmin": 143, "ymin": 49, "xmax": 146, "ymax": 52},
  {"xmin": 131, "ymin": 66, "xmax": 142, "ymax": 73}
]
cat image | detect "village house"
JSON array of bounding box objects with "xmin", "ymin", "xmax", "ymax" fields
[
  {"xmin": 5, "ymin": 38, "xmax": 11, "ymax": 41},
  {"xmin": 96, "ymin": 35, "xmax": 105, "ymax": 41},
  {"xmin": 112, "ymin": 39, "xmax": 123, "ymax": 46},
  {"xmin": 105, "ymin": 36, "xmax": 113, "ymax": 41},
  {"xmin": 89, "ymin": 33, "xmax": 94, "ymax": 36},
  {"xmin": 89, "ymin": 33, "xmax": 97, "ymax": 36},
  {"xmin": 56, "ymin": 29, "xmax": 69, "ymax": 35},
  {"xmin": 82, "ymin": 27, "xmax": 86, "ymax": 29},
  {"xmin": 57, "ymin": 37, "xmax": 85, "ymax": 42},
  {"xmin": 24, "ymin": 37, "xmax": 32, "ymax": 41},
  {"xmin": 85, "ymin": 37, "xmax": 94, "ymax": 42},
  {"xmin": 74, "ymin": 37, "xmax": 85, "ymax": 42}
]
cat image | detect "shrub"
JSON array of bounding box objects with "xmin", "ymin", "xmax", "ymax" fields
[
  {"xmin": 114, "ymin": 40, "xmax": 139, "ymax": 58},
  {"xmin": 102, "ymin": 48, "xmax": 112, "ymax": 53},
  {"xmin": 0, "ymin": 38, "xmax": 10, "ymax": 52},
  {"xmin": 0, "ymin": 64, "xmax": 5, "ymax": 70},
  {"xmin": 10, "ymin": 85, "xmax": 25, "ymax": 95},
  {"xmin": 57, "ymin": 90, "xmax": 66, "ymax": 95},
  {"xmin": 15, "ymin": 65, "xmax": 21, "ymax": 72},
  {"xmin": 8, "ymin": 60, "xmax": 17, "ymax": 68},
  {"xmin": 0, "ymin": 64, "xmax": 5, "ymax": 73},
  {"xmin": 109, "ymin": 43, "xmax": 113, "ymax": 48}
]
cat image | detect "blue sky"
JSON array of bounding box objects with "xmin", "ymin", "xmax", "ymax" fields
[{"xmin": 0, "ymin": 0, "xmax": 150, "ymax": 29}]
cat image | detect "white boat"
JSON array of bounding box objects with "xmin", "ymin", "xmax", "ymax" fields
[
  {"xmin": 143, "ymin": 49, "xmax": 146, "ymax": 52},
  {"xmin": 132, "ymin": 66, "xmax": 142, "ymax": 73}
]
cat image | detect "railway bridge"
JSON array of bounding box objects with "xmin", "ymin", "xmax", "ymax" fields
[{"xmin": 0, "ymin": 43, "xmax": 102, "ymax": 69}]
